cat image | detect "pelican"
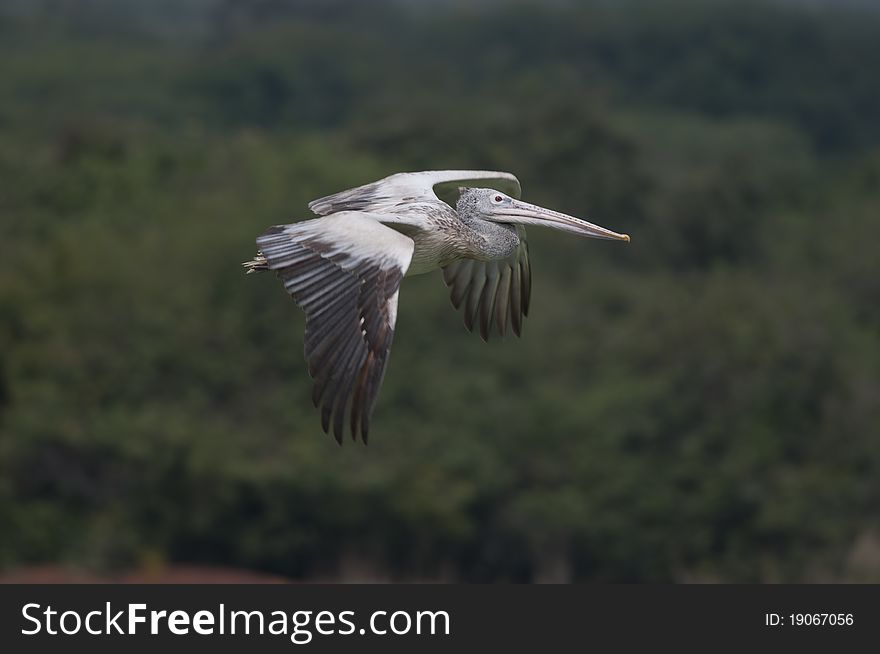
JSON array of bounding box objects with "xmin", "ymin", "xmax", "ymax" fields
[{"xmin": 244, "ymin": 171, "xmax": 629, "ymax": 444}]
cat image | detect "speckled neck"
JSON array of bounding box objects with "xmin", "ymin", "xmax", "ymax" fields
[{"xmin": 456, "ymin": 190, "xmax": 520, "ymax": 260}]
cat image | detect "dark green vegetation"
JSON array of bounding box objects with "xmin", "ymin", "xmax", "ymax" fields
[{"xmin": 1, "ymin": 0, "xmax": 879, "ymax": 582}]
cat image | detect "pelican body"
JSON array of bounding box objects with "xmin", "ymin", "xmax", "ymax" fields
[{"xmin": 245, "ymin": 171, "xmax": 629, "ymax": 443}]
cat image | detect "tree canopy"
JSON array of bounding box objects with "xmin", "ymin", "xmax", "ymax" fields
[{"xmin": 1, "ymin": 0, "xmax": 878, "ymax": 582}]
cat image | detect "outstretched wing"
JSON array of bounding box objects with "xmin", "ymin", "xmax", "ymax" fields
[
  {"xmin": 442, "ymin": 226, "xmax": 531, "ymax": 341},
  {"xmin": 308, "ymin": 170, "xmax": 522, "ymax": 216},
  {"xmin": 257, "ymin": 213, "xmax": 414, "ymax": 444}
]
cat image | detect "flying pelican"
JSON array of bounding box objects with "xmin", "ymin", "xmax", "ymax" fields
[{"xmin": 244, "ymin": 171, "xmax": 629, "ymax": 444}]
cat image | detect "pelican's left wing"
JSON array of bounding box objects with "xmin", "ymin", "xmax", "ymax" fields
[
  {"xmin": 256, "ymin": 213, "xmax": 414, "ymax": 444},
  {"xmin": 308, "ymin": 170, "xmax": 522, "ymax": 216},
  {"xmin": 442, "ymin": 226, "xmax": 531, "ymax": 341}
]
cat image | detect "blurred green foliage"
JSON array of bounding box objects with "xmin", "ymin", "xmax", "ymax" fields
[{"xmin": 1, "ymin": 0, "xmax": 879, "ymax": 582}]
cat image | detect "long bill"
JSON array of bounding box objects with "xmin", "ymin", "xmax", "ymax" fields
[{"xmin": 500, "ymin": 199, "xmax": 630, "ymax": 242}]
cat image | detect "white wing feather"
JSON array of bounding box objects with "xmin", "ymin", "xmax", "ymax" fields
[
  {"xmin": 256, "ymin": 213, "xmax": 414, "ymax": 443},
  {"xmin": 308, "ymin": 170, "xmax": 522, "ymax": 216}
]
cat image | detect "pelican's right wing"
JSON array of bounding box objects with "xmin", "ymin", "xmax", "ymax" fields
[
  {"xmin": 256, "ymin": 213, "xmax": 414, "ymax": 444},
  {"xmin": 442, "ymin": 226, "xmax": 531, "ymax": 341},
  {"xmin": 308, "ymin": 170, "xmax": 522, "ymax": 216}
]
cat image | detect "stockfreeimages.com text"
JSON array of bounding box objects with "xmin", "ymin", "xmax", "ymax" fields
[{"xmin": 21, "ymin": 602, "xmax": 450, "ymax": 644}]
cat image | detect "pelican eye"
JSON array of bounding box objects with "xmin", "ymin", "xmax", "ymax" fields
[{"xmin": 493, "ymin": 195, "xmax": 504, "ymax": 203}]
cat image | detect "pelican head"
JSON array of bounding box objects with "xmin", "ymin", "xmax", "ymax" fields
[{"xmin": 458, "ymin": 187, "xmax": 630, "ymax": 242}]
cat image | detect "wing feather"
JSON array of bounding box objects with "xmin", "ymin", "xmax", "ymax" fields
[
  {"xmin": 494, "ymin": 265, "xmax": 512, "ymax": 337},
  {"xmin": 257, "ymin": 212, "xmax": 413, "ymax": 443},
  {"xmin": 520, "ymin": 240, "xmax": 532, "ymax": 317},
  {"xmin": 447, "ymin": 259, "xmax": 474, "ymax": 309},
  {"xmin": 308, "ymin": 170, "xmax": 521, "ymax": 216},
  {"xmin": 442, "ymin": 226, "xmax": 531, "ymax": 341},
  {"xmin": 479, "ymin": 265, "xmax": 500, "ymax": 341},
  {"xmin": 510, "ymin": 259, "xmax": 523, "ymax": 336},
  {"xmin": 463, "ymin": 272, "xmax": 486, "ymax": 333}
]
